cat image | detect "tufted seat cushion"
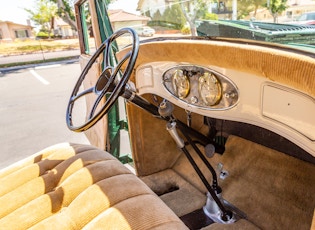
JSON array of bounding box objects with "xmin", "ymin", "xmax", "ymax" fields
[{"xmin": 0, "ymin": 143, "xmax": 188, "ymax": 230}]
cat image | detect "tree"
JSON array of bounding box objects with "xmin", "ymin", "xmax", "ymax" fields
[
  {"xmin": 267, "ymin": 0, "xmax": 288, "ymax": 22},
  {"xmin": 150, "ymin": 10, "xmax": 162, "ymax": 27},
  {"xmin": 237, "ymin": 0, "xmax": 253, "ymax": 19},
  {"xmin": 238, "ymin": 0, "xmax": 266, "ymax": 19},
  {"xmin": 178, "ymin": 0, "xmax": 210, "ymax": 36},
  {"xmin": 25, "ymin": 0, "xmax": 57, "ymax": 37},
  {"xmin": 252, "ymin": 0, "xmax": 266, "ymax": 17},
  {"xmin": 51, "ymin": 0, "xmax": 76, "ymax": 30},
  {"xmin": 49, "ymin": 0, "xmax": 116, "ymax": 31},
  {"xmin": 162, "ymin": 4, "xmax": 186, "ymax": 30}
]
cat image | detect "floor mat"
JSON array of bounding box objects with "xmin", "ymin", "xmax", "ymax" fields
[
  {"xmin": 173, "ymin": 135, "xmax": 315, "ymax": 229},
  {"xmin": 218, "ymin": 136, "xmax": 315, "ymax": 229},
  {"xmin": 141, "ymin": 169, "xmax": 206, "ymax": 217}
]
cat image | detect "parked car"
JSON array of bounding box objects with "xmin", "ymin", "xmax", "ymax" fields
[
  {"xmin": 295, "ymin": 11, "xmax": 315, "ymax": 25},
  {"xmin": 136, "ymin": 26, "xmax": 155, "ymax": 36},
  {"xmin": 0, "ymin": 0, "xmax": 314, "ymax": 229}
]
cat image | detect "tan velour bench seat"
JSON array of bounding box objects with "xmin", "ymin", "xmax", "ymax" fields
[{"xmin": 0, "ymin": 143, "xmax": 188, "ymax": 230}]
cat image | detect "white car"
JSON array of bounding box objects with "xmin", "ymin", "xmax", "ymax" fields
[
  {"xmin": 137, "ymin": 26, "xmax": 155, "ymax": 36},
  {"xmin": 296, "ymin": 11, "xmax": 315, "ymax": 25}
]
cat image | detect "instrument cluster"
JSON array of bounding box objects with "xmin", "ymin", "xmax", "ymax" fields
[{"xmin": 162, "ymin": 65, "xmax": 239, "ymax": 110}]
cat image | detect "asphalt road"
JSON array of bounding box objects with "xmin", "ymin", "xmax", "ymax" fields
[{"xmin": 0, "ymin": 61, "xmax": 90, "ymax": 169}]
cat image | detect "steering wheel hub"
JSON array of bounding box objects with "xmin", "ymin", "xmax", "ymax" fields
[{"xmin": 95, "ymin": 67, "xmax": 113, "ymax": 94}]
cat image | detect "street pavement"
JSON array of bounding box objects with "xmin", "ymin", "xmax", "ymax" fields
[
  {"xmin": 0, "ymin": 49, "xmax": 81, "ymax": 75},
  {"xmin": 0, "ymin": 48, "xmax": 90, "ymax": 171},
  {"xmin": 0, "ymin": 60, "xmax": 90, "ymax": 170}
]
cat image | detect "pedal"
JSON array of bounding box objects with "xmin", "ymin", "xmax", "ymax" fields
[{"xmin": 218, "ymin": 163, "xmax": 229, "ymax": 180}]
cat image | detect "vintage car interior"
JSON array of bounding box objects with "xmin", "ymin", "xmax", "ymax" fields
[{"xmin": 0, "ymin": 0, "xmax": 314, "ymax": 229}]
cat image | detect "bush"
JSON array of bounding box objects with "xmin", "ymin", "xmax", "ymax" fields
[
  {"xmin": 36, "ymin": 31, "xmax": 54, "ymax": 39},
  {"xmin": 204, "ymin": 13, "xmax": 218, "ymax": 20},
  {"xmin": 181, "ymin": 26, "xmax": 191, "ymax": 35}
]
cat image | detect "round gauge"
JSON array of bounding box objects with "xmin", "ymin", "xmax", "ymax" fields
[
  {"xmin": 198, "ymin": 72, "xmax": 222, "ymax": 106},
  {"xmin": 172, "ymin": 69, "xmax": 190, "ymax": 99}
]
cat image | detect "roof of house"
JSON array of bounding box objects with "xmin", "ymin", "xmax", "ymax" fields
[
  {"xmin": 108, "ymin": 10, "xmax": 150, "ymax": 22},
  {"xmin": 0, "ymin": 21, "xmax": 33, "ymax": 28}
]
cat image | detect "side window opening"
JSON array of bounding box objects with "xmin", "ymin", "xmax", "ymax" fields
[{"xmin": 78, "ymin": 1, "xmax": 96, "ymax": 55}]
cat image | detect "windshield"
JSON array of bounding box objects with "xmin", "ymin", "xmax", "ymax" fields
[{"xmin": 108, "ymin": 0, "xmax": 315, "ymax": 51}]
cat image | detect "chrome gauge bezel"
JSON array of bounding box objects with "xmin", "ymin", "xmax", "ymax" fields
[
  {"xmin": 198, "ymin": 72, "xmax": 222, "ymax": 106},
  {"xmin": 162, "ymin": 65, "xmax": 239, "ymax": 110},
  {"xmin": 171, "ymin": 69, "xmax": 190, "ymax": 99}
]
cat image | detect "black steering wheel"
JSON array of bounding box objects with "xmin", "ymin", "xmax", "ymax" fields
[{"xmin": 66, "ymin": 28, "xmax": 139, "ymax": 132}]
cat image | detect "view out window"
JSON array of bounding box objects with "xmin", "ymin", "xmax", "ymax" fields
[
  {"xmin": 286, "ymin": 11, "xmax": 292, "ymax": 18},
  {"xmin": 298, "ymin": 14, "xmax": 307, "ymax": 21},
  {"xmin": 14, "ymin": 30, "xmax": 29, "ymax": 38},
  {"xmin": 79, "ymin": 1, "xmax": 96, "ymax": 55}
]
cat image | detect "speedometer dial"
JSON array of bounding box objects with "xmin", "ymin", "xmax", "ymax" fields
[
  {"xmin": 172, "ymin": 69, "xmax": 190, "ymax": 99},
  {"xmin": 198, "ymin": 72, "xmax": 222, "ymax": 106}
]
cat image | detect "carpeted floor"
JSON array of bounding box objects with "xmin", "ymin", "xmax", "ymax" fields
[
  {"xmin": 216, "ymin": 136, "xmax": 315, "ymax": 230},
  {"xmin": 141, "ymin": 169, "xmax": 206, "ymax": 217},
  {"xmin": 142, "ymin": 135, "xmax": 315, "ymax": 229}
]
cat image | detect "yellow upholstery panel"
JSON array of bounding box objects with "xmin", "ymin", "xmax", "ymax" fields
[{"xmin": 0, "ymin": 143, "xmax": 188, "ymax": 230}]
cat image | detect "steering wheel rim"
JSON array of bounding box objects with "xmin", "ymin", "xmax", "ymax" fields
[{"xmin": 66, "ymin": 28, "xmax": 139, "ymax": 132}]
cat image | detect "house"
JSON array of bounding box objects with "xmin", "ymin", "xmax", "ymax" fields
[
  {"xmin": 0, "ymin": 21, "xmax": 34, "ymax": 42},
  {"xmin": 137, "ymin": 0, "xmax": 175, "ymax": 16},
  {"xmin": 246, "ymin": 0, "xmax": 315, "ymax": 22},
  {"xmin": 137, "ymin": 0, "xmax": 180, "ymax": 16},
  {"xmin": 137, "ymin": 0, "xmax": 233, "ymax": 20},
  {"xmin": 52, "ymin": 17, "xmax": 76, "ymax": 38},
  {"xmin": 108, "ymin": 10, "xmax": 151, "ymax": 31},
  {"xmin": 282, "ymin": 0, "xmax": 315, "ymax": 22}
]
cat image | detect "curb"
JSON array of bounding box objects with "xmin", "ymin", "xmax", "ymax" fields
[{"xmin": 0, "ymin": 56, "xmax": 79, "ymax": 74}]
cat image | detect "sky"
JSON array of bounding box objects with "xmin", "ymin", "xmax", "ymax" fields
[
  {"xmin": 109, "ymin": 0, "xmax": 139, "ymax": 14},
  {"xmin": 0, "ymin": 0, "xmax": 34, "ymax": 25},
  {"xmin": 0, "ymin": 0, "xmax": 139, "ymax": 26}
]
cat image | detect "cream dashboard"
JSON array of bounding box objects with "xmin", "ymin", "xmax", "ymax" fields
[{"xmin": 134, "ymin": 61, "xmax": 315, "ymax": 157}]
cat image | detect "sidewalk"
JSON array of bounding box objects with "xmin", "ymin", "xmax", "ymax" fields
[
  {"xmin": 0, "ymin": 49, "xmax": 80, "ymax": 65},
  {"xmin": 0, "ymin": 49, "xmax": 81, "ymax": 73}
]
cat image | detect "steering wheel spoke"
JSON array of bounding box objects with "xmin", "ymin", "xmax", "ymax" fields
[
  {"xmin": 88, "ymin": 91, "xmax": 108, "ymax": 120},
  {"xmin": 66, "ymin": 28, "xmax": 139, "ymax": 132},
  {"xmin": 116, "ymin": 51, "xmax": 132, "ymax": 70},
  {"xmin": 71, "ymin": 87, "xmax": 94, "ymax": 103},
  {"xmin": 112, "ymin": 51, "xmax": 132, "ymax": 78},
  {"xmin": 103, "ymin": 39, "xmax": 112, "ymax": 67}
]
